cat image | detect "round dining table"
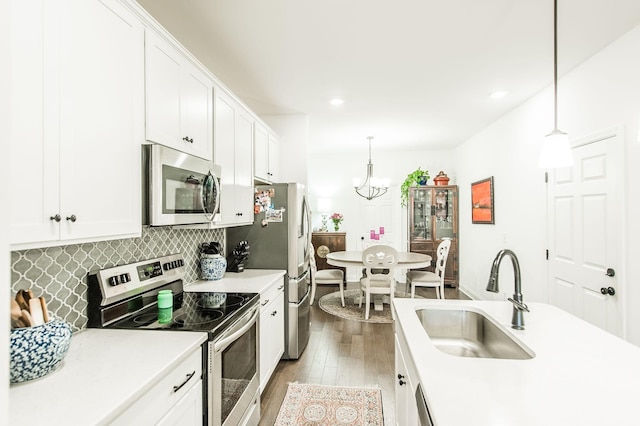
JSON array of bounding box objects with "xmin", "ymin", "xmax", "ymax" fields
[
  {"xmin": 326, "ymin": 250, "xmax": 432, "ymax": 269},
  {"xmin": 325, "ymin": 250, "xmax": 432, "ymax": 312}
]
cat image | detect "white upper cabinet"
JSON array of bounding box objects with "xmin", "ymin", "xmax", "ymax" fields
[
  {"xmin": 254, "ymin": 122, "xmax": 280, "ymax": 183},
  {"xmin": 10, "ymin": 0, "xmax": 143, "ymax": 248},
  {"xmin": 145, "ymin": 31, "xmax": 213, "ymax": 160},
  {"xmin": 214, "ymin": 87, "xmax": 254, "ymax": 226}
]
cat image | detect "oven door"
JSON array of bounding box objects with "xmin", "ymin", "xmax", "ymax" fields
[
  {"xmin": 208, "ymin": 305, "xmax": 260, "ymax": 426},
  {"xmin": 146, "ymin": 144, "xmax": 221, "ymax": 226}
]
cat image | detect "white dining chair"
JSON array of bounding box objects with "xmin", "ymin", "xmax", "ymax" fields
[
  {"xmin": 310, "ymin": 244, "xmax": 345, "ymax": 306},
  {"xmin": 359, "ymin": 245, "xmax": 399, "ymax": 320},
  {"xmin": 406, "ymin": 239, "xmax": 451, "ymax": 299}
]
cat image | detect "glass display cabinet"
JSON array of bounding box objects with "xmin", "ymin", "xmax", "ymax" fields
[{"xmin": 408, "ymin": 186, "xmax": 458, "ymax": 287}]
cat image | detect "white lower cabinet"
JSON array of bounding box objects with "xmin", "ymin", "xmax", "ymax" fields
[
  {"xmin": 9, "ymin": 0, "xmax": 143, "ymax": 248},
  {"xmin": 112, "ymin": 346, "xmax": 203, "ymax": 425},
  {"xmin": 395, "ymin": 329, "xmax": 419, "ymax": 425},
  {"xmin": 259, "ymin": 279, "xmax": 285, "ymax": 393}
]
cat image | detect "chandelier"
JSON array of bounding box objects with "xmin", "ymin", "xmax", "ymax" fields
[
  {"xmin": 539, "ymin": 0, "xmax": 573, "ymax": 168},
  {"xmin": 353, "ymin": 136, "xmax": 390, "ymax": 200}
]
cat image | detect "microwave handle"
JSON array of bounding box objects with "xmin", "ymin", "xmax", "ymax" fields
[{"xmin": 202, "ymin": 169, "xmax": 221, "ymax": 222}]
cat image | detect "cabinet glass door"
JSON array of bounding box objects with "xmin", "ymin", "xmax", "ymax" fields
[
  {"xmin": 434, "ymin": 189, "xmax": 455, "ymax": 240},
  {"xmin": 411, "ymin": 188, "xmax": 431, "ymax": 240}
]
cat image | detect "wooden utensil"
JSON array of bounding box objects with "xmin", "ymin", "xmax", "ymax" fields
[
  {"xmin": 15, "ymin": 290, "xmax": 29, "ymax": 311},
  {"xmin": 29, "ymin": 298, "xmax": 45, "ymax": 326},
  {"xmin": 21, "ymin": 309, "xmax": 33, "ymax": 327},
  {"xmin": 39, "ymin": 297, "xmax": 50, "ymax": 323},
  {"xmin": 11, "ymin": 299, "xmax": 22, "ymax": 322}
]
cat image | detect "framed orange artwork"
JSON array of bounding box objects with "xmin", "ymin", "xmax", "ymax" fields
[{"xmin": 471, "ymin": 177, "xmax": 494, "ymax": 224}]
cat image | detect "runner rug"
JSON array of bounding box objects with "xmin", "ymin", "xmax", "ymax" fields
[{"xmin": 274, "ymin": 382, "xmax": 384, "ymax": 426}]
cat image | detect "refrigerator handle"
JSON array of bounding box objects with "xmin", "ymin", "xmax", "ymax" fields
[{"xmin": 301, "ymin": 195, "xmax": 312, "ymax": 261}]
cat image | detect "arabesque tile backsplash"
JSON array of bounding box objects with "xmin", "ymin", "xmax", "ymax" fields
[{"xmin": 10, "ymin": 227, "xmax": 225, "ymax": 332}]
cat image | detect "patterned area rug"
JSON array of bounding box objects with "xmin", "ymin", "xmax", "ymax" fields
[
  {"xmin": 274, "ymin": 383, "xmax": 383, "ymax": 426},
  {"xmin": 319, "ymin": 289, "xmax": 419, "ymax": 323}
]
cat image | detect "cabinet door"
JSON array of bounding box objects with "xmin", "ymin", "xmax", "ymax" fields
[
  {"xmin": 234, "ymin": 108, "xmax": 255, "ymax": 223},
  {"xmin": 268, "ymin": 133, "xmax": 280, "ymax": 182},
  {"xmin": 214, "ymin": 89, "xmax": 237, "ymax": 224},
  {"xmin": 259, "ymin": 289, "xmax": 285, "ymax": 393},
  {"xmin": 254, "ymin": 122, "xmax": 269, "ymax": 181},
  {"xmin": 409, "ymin": 188, "xmax": 432, "ymax": 241},
  {"xmin": 180, "ymin": 64, "xmax": 213, "ymax": 160},
  {"xmin": 433, "ymin": 188, "xmax": 456, "ymax": 240},
  {"xmin": 271, "ymin": 292, "xmax": 285, "ymax": 373},
  {"xmin": 145, "ymin": 31, "xmax": 181, "ymax": 149},
  {"xmin": 9, "ymin": 0, "xmax": 60, "ymax": 244},
  {"xmin": 156, "ymin": 380, "xmax": 203, "ymax": 426},
  {"xmin": 58, "ymin": 0, "xmax": 143, "ymax": 241}
]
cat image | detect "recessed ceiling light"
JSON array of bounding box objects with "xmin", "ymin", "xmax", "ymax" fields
[
  {"xmin": 329, "ymin": 98, "xmax": 344, "ymax": 106},
  {"xmin": 490, "ymin": 91, "xmax": 508, "ymax": 99}
]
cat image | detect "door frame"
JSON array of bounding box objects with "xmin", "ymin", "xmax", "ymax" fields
[{"xmin": 546, "ymin": 125, "xmax": 626, "ymax": 337}]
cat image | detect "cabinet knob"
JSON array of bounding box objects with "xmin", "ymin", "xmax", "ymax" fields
[
  {"xmin": 605, "ymin": 268, "xmax": 615, "ymax": 277},
  {"xmin": 66, "ymin": 214, "xmax": 77, "ymax": 223},
  {"xmin": 50, "ymin": 214, "xmax": 61, "ymax": 222},
  {"xmin": 271, "ymin": 311, "xmax": 277, "ymax": 316},
  {"xmin": 182, "ymin": 136, "xmax": 194, "ymax": 143}
]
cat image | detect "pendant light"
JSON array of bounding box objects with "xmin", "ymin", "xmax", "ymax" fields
[
  {"xmin": 539, "ymin": 0, "xmax": 573, "ymax": 168},
  {"xmin": 353, "ymin": 136, "xmax": 390, "ymax": 200}
]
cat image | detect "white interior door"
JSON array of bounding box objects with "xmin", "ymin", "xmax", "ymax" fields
[{"xmin": 547, "ymin": 129, "xmax": 623, "ymax": 337}]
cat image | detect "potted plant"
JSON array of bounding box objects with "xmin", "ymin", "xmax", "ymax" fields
[{"xmin": 401, "ymin": 167, "xmax": 430, "ymax": 207}]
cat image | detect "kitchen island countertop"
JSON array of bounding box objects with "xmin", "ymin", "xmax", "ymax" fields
[
  {"xmin": 393, "ymin": 299, "xmax": 640, "ymax": 426},
  {"xmin": 10, "ymin": 328, "xmax": 207, "ymax": 425}
]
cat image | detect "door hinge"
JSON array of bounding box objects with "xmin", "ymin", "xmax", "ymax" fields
[
  {"xmin": 544, "ymin": 172, "xmax": 548, "ymax": 183},
  {"xmin": 545, "ymin": 249, "xmax": 549, "ymax": 260}
]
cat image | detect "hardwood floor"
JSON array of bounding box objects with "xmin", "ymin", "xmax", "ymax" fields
[{"xmin": 258, "ymin": 283, "xmax": 468, "ymax": 425}]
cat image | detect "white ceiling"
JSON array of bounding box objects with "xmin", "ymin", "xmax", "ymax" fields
[{"xmin": 136, "ymin": 0, "xmax": 640, "ymax": 154}]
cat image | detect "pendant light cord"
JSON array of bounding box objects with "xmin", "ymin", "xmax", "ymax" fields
[{"xmin": 553, "ymin": 0, "xmax": 559, "ymax": 130}]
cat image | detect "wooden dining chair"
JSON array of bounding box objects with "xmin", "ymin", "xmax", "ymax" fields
[
  {"xmin": 406, "ymin": 239, "xmax": 451, "ymax": 299},
  {"xmin": 309, "ymin": 244, "xmax": 345, "ymax": 306},
  {"xmin": 359, "ymin": 245, "xmax": 399, "ymax": 320}
]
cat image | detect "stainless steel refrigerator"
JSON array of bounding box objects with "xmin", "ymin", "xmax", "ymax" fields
[{"xmin": 227, "ymin": 183, "xmax": 311, "ymax": 359}]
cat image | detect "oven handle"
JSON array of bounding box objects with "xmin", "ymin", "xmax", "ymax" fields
[{"xmin": 214, "ymin": 306, "xmax": 259, "ymax": 354}]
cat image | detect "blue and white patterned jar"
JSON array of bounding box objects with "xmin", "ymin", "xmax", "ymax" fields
[
  {"xmin": 10, "ymin": 319, "xmax": 72, "ymax": 383},
  {"xmin": 201, "ymin": 254, "xmax": 227, "ymax": 280}
]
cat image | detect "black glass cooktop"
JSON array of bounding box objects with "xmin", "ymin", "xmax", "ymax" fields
[{"xmin": 108, "ymin": 291, "xmax": 259, "ymax": 339}]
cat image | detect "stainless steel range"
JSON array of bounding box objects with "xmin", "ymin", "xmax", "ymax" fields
[{"xmin": 88, "ymin": 253, "xmax": 260, "ymax": 426}]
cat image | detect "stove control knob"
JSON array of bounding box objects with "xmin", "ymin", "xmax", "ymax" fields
[
  {"xmin": 163, "ymin": 263, "xmax": 170, "ymax": 271},
  {"xmin": 120, "ymin": 273, "xmax": 130, "ymax": 283},
  {"xmin": 178, "ymin": 259, "xmax": 184, "ymax": 267},
  {"xmin": 108, "ymin": 275, "xmax": 120, "ymax": 286}
]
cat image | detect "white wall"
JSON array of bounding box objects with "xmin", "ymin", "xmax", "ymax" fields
[
  {"xmin": 262, "ymin": 114, "xmax": 309, "ymax": 186},
  {"xmin": 454, "ymin": 25, "xmax": 640, "ymax": 345}
]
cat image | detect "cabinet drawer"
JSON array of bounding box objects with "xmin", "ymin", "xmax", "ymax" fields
[
  {"xmin": 111, "ymin": 347, "xmax": 203, "ymax": 425},
  {"xmin": 261, "ymin": 278, "xmax": 285, "ymax": 310}
]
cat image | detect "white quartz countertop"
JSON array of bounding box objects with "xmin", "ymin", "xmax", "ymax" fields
[
  {"xmin": 393, "ymin": 299, "xmax": 640, "ymax": 426},
  {"xmin": 185, "ymin": 269, "xmax": 286, "ymax": 294},
  {"xmin": 9, "ymin": 328, "xmax": 207, "ymax": 425}
]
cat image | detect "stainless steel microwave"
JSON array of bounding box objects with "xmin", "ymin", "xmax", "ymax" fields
[{"xmin": 142, "ymin": 144, "xmax": 221, "ymax": 226}]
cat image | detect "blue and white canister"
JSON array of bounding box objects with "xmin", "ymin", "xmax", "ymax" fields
[{"xmin": 201, "ymin": 254, "xmax": 227, "ymax": 280}]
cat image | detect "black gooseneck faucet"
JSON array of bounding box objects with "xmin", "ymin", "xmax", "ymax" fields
[{"xmin": 486, "ymin": 249, "xmax": 529, "ymax": 330}]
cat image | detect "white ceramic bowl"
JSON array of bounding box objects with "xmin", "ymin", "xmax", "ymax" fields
[{"xmin": 10, "ymin": 319, "xmax": 72, "ymax": 383}]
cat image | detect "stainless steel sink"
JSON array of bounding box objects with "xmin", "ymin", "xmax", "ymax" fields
[{"xmin": 416, "ymin": 308, "xmax": 534, "ymax": 360}]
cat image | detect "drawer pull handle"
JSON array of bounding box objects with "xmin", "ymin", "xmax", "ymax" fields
[
  {"xmin": 173, "ymin": 370, "xmax": 196, "ymax": 393},
  {"xmin": 277, "ymin": 285, "xmax": 284, "ymax": 291},
  {"xmin": 261, "ymin": 299, "xmax": 269, "ymax": 306}
]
